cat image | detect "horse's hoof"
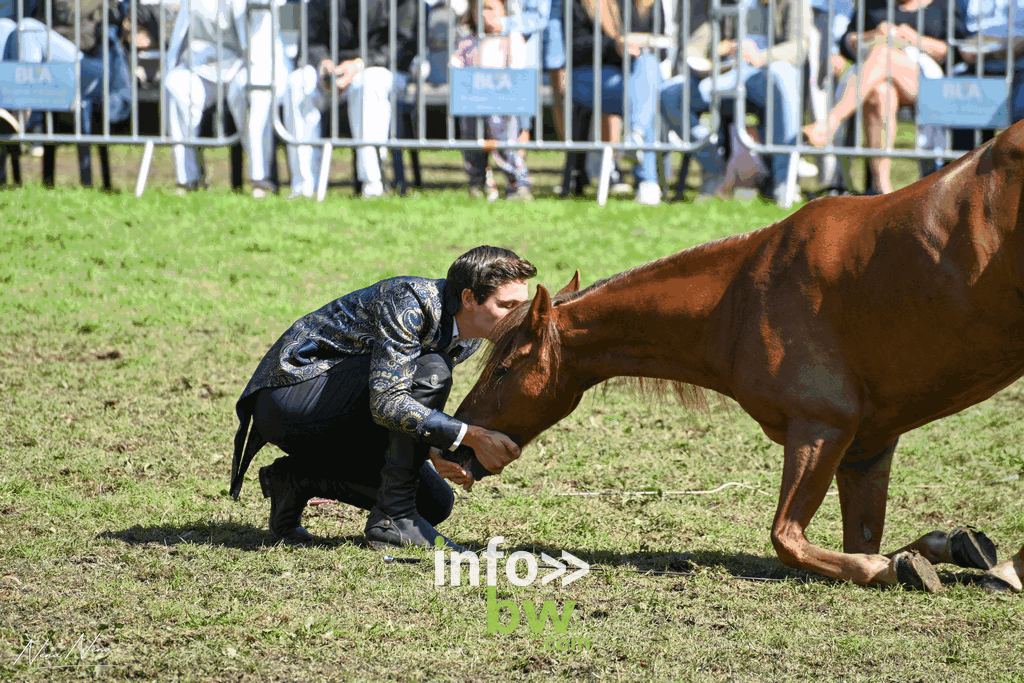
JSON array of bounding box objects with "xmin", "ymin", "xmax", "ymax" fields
[
  {"xmin": 949, "ymin": 526, "xmax": 998, "ymax": 570},
  {"xmin": 893, "ymin": 551, "xmax": 943, "ymax": 593},
  {"xmin": 976, "ymin": 573, "xmax": 1019, "ymax": 593}
]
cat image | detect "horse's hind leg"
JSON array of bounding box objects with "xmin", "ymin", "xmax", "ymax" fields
[
  {"xmin": 837, "ymin": 438, "xmax": 997, "ymax": 571},
  {"xmin": 890, "ymin": 527, "xmax": 997, "ymax": 570},
  {"xmin": 835, "ymin": 437, "xmax": 898, "ymax": 556}
]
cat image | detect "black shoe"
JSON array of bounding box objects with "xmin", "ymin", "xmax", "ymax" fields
[
  {"xmin": 258, "ymin": 460, "xmax": 314, "ymax": 545},
  {"xmin": 364, "ymin": 506, "xmax": 464, "ymax": 550}
]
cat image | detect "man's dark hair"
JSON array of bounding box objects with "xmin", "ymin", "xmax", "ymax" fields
[{"xmin": 446, "ymin": 246, "xmax": 537, "ymax": 309}]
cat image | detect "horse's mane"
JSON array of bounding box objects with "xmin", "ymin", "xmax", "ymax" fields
[{"xmin": 478, "ymin": 230, "xmax": 772, "ymax": 410}]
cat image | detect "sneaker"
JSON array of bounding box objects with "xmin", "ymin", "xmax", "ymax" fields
[
  {"xmin": 506, "ymin": 186, "xmax": 534, "ymax": 202},
  {"xmin": 252, "ymin": 180, "xmax": 275, "ymax": 199},
  {"xmin": 770, "ymin": 183, "xmax": 803, "ymax": 207},
  {"xmin": 635, "ymin": 181, "xmax": 662, "ymax": 206},
  {"xmin": 361, "ymin": 180, "xmax": 385, "ymax": 199},
  {"xmin": 798, "ymin": 159, "xmax": 818, "ymax": 178},
  {"xmin": 174, "ymin": 181, "xmax": 201, "ymax": 197},
  {"xmin": 609, "ymin": 166, "xmax": 633, "ymax": 195}
]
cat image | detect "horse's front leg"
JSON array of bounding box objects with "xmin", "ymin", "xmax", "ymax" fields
[{"xmin": 771, "ymin": 421, "xmax": 938, "ymax": 590}]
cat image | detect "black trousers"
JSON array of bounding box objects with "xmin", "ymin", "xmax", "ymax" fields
[{"xmin": 251, "ymin": 353, "xmax": 456, "ymax": 525}]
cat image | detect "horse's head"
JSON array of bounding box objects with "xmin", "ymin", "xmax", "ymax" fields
[{"xmin": 453, "ymin": 271, "xmax": 590, "ymax": 469}]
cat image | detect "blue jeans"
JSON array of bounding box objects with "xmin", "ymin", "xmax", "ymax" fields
[
  {"xmin": 660, "ymin": 61, "xmax": 801, "ymax": 190},
  {"xmin": 571, "ymin": 51, "xmax": 661, "ymax": 183}
]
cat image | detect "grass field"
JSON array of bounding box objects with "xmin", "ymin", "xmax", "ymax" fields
[{"xmin": 1, "ymin": 146, "xmax": 1023, "ymax": 682}]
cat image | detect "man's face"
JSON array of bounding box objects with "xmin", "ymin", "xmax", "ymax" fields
[{"xmin": 463, "ymin": 280, "xmax": 529, "ymax": 341}]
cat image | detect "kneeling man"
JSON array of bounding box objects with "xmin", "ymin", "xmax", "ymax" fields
[{"xmin": 231, "ymin": 246, "xmax": 535, "ymax": 549}]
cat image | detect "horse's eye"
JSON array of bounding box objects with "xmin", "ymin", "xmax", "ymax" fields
[{"xmin": 492, "ymin": 365, "xmax": 510, "ymax": 380}]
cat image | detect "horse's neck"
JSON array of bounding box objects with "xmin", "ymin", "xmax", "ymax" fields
[{"xmin": 560, "ymin": 234, "xmax": 762, "ymax": 393}]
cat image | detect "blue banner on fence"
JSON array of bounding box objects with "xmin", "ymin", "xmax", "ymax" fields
[
  {"xmin": 450, "ymin": 67, "xmax": 537, "ymax": 116},
  {"xmin": 0, "ymin": 62, "xmax": 77, "ymax": 111},
  {"xmin": 917, "ymin": 77, "xmax": 1009, "ymax": 128}
]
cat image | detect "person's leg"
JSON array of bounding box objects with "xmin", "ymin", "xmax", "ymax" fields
[
  {"xmin": 365, "ymin": 352, "xmax": 464, "ymax": 550},
  {"xmin": 805, "ymin": 44, "xmax": 919, "ymax": 146},
  {"xmin": 548, "ymin": 69, "xmax": 567, "ymax": 139},
  {"xmin": 1010, "ymin": 69, "xmax": 1024, "ymax": 124},
  {"xmin": 460, "ymin": 116, "xmax": 495, "ymax": 199},
  {"xmin": 862, "ymin": 80, "xmax": 898, "ymax": 194},
  {"xmin": 627, "ymin": 52, "xmax": 660, "ymax": 186},
  {"xmin": 283, "ymin": 65, "xmax": 326, "ymax": 198},
  {"xmin": 571, "ymin": 66, "xmax": 625, "ymax": 116},
  {"xmin": 252, "ymin": 355, "xmax": 377, "ymax": 542},
  {"xmin": 744, "ymin": 62, "xmax": 801, "ymax": 201},
  {"xmin": 229, "ymin": 67, "xmax": 275, "ymax": 194},
  {"xmin": 347, "ymin": 66, "xmax": 394, "ymax": 193},
  {"xmin": 543, "ymin": 0, "xmax": 566, "ymax": 139},
  {"xmin": 165, "ymin": 67, "xmax": 215, "ymax": 188},
  {"xmin": 659, "ymin": 72, "xmax": 704, "ymax": 139}
]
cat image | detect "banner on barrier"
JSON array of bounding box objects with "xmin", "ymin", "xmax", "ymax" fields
[
  {"xmin": 917, "ymin": 77, "xmax": 1010, "ymax": 128},
  {"xmin": 0, "ymin": 62, "xmax": 77, "ymax": 111},
  {"xmin": 450, "ymin": 67, "xmax": 538, "ymax": 116}
]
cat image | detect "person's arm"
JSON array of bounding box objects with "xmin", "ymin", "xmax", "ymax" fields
[
  {"xmin": 754, "ymin": 0, "xmax": 813, "ymax": 67},
  {"xmin": 502, "ymin": 0, "xmax": 546, "ymax": 37},
  {"xmin": 366, "ymin": 283, "xmax": 465, "ymax": 449}
]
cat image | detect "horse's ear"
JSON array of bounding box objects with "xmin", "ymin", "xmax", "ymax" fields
[
  {"xmin": 526, "ymin": 285, "xmax": 553, "ymax": 337},
  {"xmin": 557, "ymin": 270, "xmax": 581, "ymax": 296}
]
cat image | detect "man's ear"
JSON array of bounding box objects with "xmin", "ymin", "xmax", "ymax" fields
[{"xmin": 461, "ymin": 288, "xmax": 476, "ymax": 311}]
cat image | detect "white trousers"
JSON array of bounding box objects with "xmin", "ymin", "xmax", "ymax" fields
[
  {"xmin": 165, "ymin": 60, "xmax": 277, "ymax": 186},
  {"xmin": 284, "ymin": 65, "xmax": 394, "ymax": 197}
]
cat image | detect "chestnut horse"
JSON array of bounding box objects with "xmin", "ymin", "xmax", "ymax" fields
[{"xmin": 452, "ymin": 122, "xmax": 1024, "ymax": 593}]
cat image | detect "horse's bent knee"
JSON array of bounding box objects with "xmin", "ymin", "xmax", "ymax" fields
[{"xmin": 771, "ymin": 528, "xmax": 806, "ymax": 569}]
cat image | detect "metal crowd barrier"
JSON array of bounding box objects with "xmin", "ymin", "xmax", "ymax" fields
[
  {"xmin": 0, "ymin": 0, "xmax": 1020, "ymax": 202},
  {"xmin": 0, "ymin": 0, "xmax": 248, "ymax": 195}
]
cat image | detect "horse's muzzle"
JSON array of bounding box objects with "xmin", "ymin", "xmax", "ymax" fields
[{"xmin": 443, "ymin": 444, "xmax": 493, "ymax": 481}]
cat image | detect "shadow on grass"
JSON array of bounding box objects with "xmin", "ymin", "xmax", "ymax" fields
[
  {"xmin": 96, "ymin": 521, "xmax": 369, "ymax": 552},
  {"xmin": 507, "ymin": 541, "xmax": 828, "ymax": 586}
]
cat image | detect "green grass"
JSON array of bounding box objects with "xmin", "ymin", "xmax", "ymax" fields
[{"xmin": 1, "ymin": 147, "xmax": 1022, "ymax": 682}]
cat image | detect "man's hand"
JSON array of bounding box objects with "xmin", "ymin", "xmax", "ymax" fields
[
  {"xmin": 429, "ymin": 447, "xmax": 474, "ymax": 491},
  {"xmin": 462, "ymin": 425, "xmax": 521, "ymax": 475}
]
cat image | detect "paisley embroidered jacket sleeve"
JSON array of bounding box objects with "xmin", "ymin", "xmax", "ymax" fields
[{"xmin": 366, "ymin": 280, "xmax": 465, "ymax": 448}]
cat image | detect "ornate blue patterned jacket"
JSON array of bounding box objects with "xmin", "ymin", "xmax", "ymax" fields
[{"xmin": 230, "ymin": 276, "xmax": 482, "ymax": 499}]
